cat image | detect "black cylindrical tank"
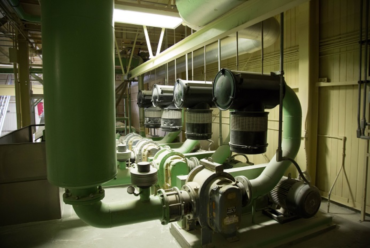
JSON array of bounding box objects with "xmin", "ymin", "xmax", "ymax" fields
[
  {"xmin": 137, "ymin": 90, "xmax": 153, "ymax": 108},
  {"xmin": 173, "ymin": 79, "xmax": 213, "ymax": 108},
  {"xmin": 212, "ymin": 68, "xmax": 282, "ymax": 111},
  {"xmin": 152, "ymin": 84, "xmax": 174, "ymax": 108}
]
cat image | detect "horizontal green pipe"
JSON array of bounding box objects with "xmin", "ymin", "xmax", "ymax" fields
[
  {"xmin": 173, "ymin": 139, "xmax": 199, "ymax": 153},
  {"xmin": 73, "ymin": 195, "xmax": 162, "ymax": 228},
  {"xmin": 156, "ymin": 131, "xmax": 181, "ymax": 144}
]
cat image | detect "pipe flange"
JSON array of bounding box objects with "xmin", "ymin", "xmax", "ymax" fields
[
  {"xmin": 63, "ymin": 187, "xmax": 105, "ymax": 205},
  {"xmin": 117, "ymin": 151, "xmax": 131, "ymax": 162},
  {"xmin": 235, "ymin": 176, "xmax": 252, "ymax": 207},
  {"xmin": 130, "ymin": 162, "xmax": 158, "ymax": 188},
  {"xmin": 158, "ymin": 187, "xmax": 191, "ymax": 225}
]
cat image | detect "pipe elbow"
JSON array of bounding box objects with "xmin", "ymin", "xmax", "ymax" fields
[
  {"xmin": 73, "ymin": 202, "xmax": 112, "ymax": 228},
  {"xmin": 174, "ymin": 139, "xmax": 199, "ymax": 154},
  {"xmin": 73, "ymin": 196, "xmax": 163, "ymax": 228}
]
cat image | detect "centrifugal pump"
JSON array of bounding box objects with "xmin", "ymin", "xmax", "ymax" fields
[
  {"xmin": 158, "ymin": 159, "xmax": 250, "ymax": 246},
  {"xmin": 173, "ymin": 79, "xmax": 214, "ymax": 140},
  {"xmin": 213, "ymin": 69, "xmax": 281, "ymax": 154}
]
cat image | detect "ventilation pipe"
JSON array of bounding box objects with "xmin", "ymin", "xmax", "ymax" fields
[
  {"xmin": 144, "ymin": 17, "xmax": 279, "ymax": 82},
  {"xmin": 176, "ymin": 0, "xmax": 248, "ymax": 30},
  {"xmin": 42, "ymin": 0, "xmax": 162, "ymax": 227}
]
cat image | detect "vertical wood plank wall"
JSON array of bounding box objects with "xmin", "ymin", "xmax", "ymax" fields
[
  {"xmin": 128, "ymin": 0, "xmax": 369, "ymax": 213},
  {"xmin": 317, "ymin": 0, "xmax": 369, "ymax": 212}
]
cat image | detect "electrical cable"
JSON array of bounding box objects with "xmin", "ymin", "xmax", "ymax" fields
[{"xmin": 281, "ymin": 157, "xmax": 310, "ymax": 185}]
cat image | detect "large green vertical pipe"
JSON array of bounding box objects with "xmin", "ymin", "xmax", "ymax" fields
[{"xmin": 41, "ymin": 0, "xmax": 116, "ymax": 188}]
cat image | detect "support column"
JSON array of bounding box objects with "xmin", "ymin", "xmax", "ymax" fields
[
  {"xmin": 17, "ymin": 32, "xmax": 32, "ymax": 127},
  {"xmin": 139, "ymin": 75, "xmax": 145, "ymax": 137},
  {"xmin": 298, "ymin": 0, "xmax": 319, "ymax": 184}
]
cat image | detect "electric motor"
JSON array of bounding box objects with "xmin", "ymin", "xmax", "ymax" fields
[{"xmin": 269, "ymin": 178, "xmax": 321, "ymax": 218}]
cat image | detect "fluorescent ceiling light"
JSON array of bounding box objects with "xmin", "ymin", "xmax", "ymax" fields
[{"xmin": 114, "ymin": 9, "xmax": 183, "ymax": 29}]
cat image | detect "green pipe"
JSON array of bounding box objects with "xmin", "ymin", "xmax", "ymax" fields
[
  {"xmin": 41, "ymin": 0, "xmax": 116, "ymax": 188},
  {"xmin": 156, "ymin": 131, "xmax": 181, "ymax": 144},
  {"xmin": 8, "ymin": 0, "xmax": 41, "ymax": 23},
  {"xmin": 211, "ymin": 133, "xmax": 231, "ymax": 164},
  {"xmin": 249, "ymin": 86, "xmax": 301, "ymax": 199},
  {"xmin": 139, "ymin": 188, "xmax": 151, "ymax": 201},
  {"xmin": 211, "ymin": 144, "xmax": 231, "ymax": 164},
  {"xmin": 73, "ymin": 195, "xmax": 162, "ymax": 228},
  {"xmin": 173, "ymin": 139, "xmax": 199, "ymax": 153}
]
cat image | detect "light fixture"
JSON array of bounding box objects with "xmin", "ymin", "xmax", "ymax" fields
[{"xmin": 114, "ymin": 5, "xmax": 183, "ymax": 29}]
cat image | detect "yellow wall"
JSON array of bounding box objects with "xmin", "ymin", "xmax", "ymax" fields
[{"xmin": 129, "ymin": 0, "xmax": 370, "ymax": 213}]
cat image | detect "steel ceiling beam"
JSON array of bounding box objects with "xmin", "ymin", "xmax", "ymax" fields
[{"xmin": 129, "ymin": 0, "xmax": 308, "ymax": 79}]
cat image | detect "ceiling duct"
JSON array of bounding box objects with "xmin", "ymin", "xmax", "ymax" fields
[
  {"xmin": 144, "ymin": 0, "xmax": 279, "ymax": 82},
  {"xmin": 173, "ymin": 79, "xmax": 213, "ymax": 140}
]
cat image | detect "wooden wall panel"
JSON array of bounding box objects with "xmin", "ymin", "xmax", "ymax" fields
[{"xmin": 317, "ymin": 0, "xmax": 370, "ymax": 212}]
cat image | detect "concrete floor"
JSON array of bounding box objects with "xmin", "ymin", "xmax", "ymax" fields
[{"xmin": 1, "ymin": 186, "xmax": 370, "ymax": 248}]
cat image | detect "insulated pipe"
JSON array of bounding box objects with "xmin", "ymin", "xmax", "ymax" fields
[
  {"xmin": 144, "ymin": 18, "xmax": 279, "ymax": 83},
  {"xmin": 176, "ymin": 0, "xmax": 247, "ymax": 30},
  {"xmin": 173, "ymin": 139, "xmax": 199, "ymax": 153},
  {"xmin": 41, "ymin": 0, "xmax": 116, "ymax": 188},
  {"xmin": 249, "ymin": 86, "xmax": 301, "ymax": 199}
]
